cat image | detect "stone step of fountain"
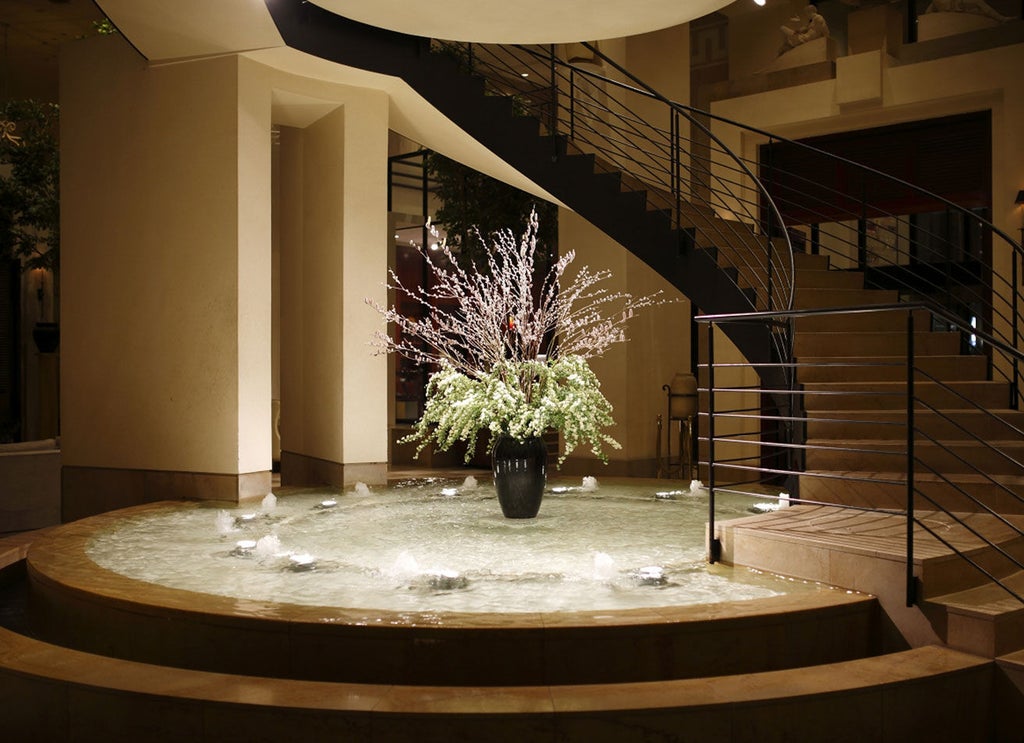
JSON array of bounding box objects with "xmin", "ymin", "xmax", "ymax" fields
[
  {"xmin": 23, "ymin": 501, "xmax": 895, "ymax": 687},
  {"xmin": 0, "ymin": 624, "xmax": 996, "ymax": 742}
]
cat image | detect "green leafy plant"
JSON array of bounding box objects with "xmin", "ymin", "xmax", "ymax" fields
[{"xmin": 0, "ymin": 100, "xmax": 60, "ymax": 274}]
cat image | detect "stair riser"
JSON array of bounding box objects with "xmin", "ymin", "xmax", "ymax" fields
[
  {"xmin": 802, "ymin": 383, "xmax": 1011, "ymax": 411},
  {"xmin": 795, "ymin": 270, "xmax": 865, "ymax": 290},
  {"xmin": 797, "ymin": 356, "xmax": 988, "ymax": 383},
  {"xmin": 806, "ymin": 411, "xmax": 1024, "ymax": 440},
  {"xmin": 797, "ymin": 474, "xmax": 1024, "ymax": 515},
  {"xmin": 792, "ymin": 252, "xmax": 831, "ymax": 270},
  {"xmin": 796, "ymin": 333, "xmax": 961, "ymax": 357},
  {"xmin": 805, "ymin": 444, "xmax": 1024, "ymax": 476},
  {"xmin": 795, "ymin": 310, "xmax": 930, "ymax": 333},
  {"xmin": 794, "ymin": 288, "xmax": 900, "ymax": 310}
]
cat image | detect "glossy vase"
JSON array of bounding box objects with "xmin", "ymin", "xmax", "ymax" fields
[{"xmin": 492, "ymin": 435, "xmax": 547, "ymax": 519}]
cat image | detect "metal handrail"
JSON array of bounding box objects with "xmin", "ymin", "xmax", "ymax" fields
[{"xmin": 698, "ymin": 303, "xmax": 1024, "ymax": 607}]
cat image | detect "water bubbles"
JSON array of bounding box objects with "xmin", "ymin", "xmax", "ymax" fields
[
  {"xmin": 255, "ymin": 534, "xmax": 282, "ymax": 558},
  {"xmin": 313, "ymin": 499, "xmax": 338, "ymax": 510},
  {"xmin": 592, "ymin": 551, "xmax": 616, "ymax": 581},
  {"xmin": 440, "ymin": 487, "xmax": 458, "ymax": 497},
  {"xmin": 462, "ymin": 475, "xmax": 478, "ymax": 490},
  {"xmin": 215, "ymin": 510, "xmax": 237, "ymax": 534},
  {"xmin": 260, "ymin": 493, "xmax": 277, "ymax": 512},
  {"xmin": 689, "ymin": 479, "xmax": 705, "ymax": 495},
  {"xmin": 353, "ymin": 482, "xmax": 371, "ymax": 496},
  {"xmin": 393, "ymin": 550, "xmax": 420, "ymax": 577},
  {"xmin": 581, "ymin": 476, "xmax": 599, "ymax": 492}
]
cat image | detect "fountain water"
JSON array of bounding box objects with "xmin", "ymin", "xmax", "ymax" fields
[{"xmin": 83, "ymin": 477, "xmax": 806, "ymax": 614}]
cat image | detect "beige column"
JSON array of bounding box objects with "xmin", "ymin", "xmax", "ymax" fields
[
  {"xmin": 278, "ymin": 90, "xmax": 389, "ymax": 487},
  {"xmin": 59, "ymin": 35, "xmax": 273, "ymax": 519}
]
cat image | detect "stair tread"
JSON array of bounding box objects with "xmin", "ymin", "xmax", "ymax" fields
[
  {"xmin": 803, "ymin": 469, "xmax": 1024, "ymax": 486},
  {"xmin": 928, "ymin": 571, "xmax": 1024, "ymax": 616}
]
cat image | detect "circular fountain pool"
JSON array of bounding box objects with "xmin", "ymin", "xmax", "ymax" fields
[
  {"xmin": 84, "ymin": 477, "xmax": 807, "ymax": 614},
  {"xmin": 25, "ymin": 476, "xmax": 844, "ymax": 686}
]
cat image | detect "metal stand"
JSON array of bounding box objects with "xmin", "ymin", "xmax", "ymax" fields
[{"xmin": 662, "ymin": 378, "xmax": 696, "ymax": 479}]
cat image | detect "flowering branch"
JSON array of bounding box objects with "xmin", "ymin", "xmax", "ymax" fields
[
  {"xmin": 366, "ymin": 208, "xmax": 670, "ymax": 462},
  {"xmin": 366, "ymin": 208, "xmax": 665, "ymax": 391}
]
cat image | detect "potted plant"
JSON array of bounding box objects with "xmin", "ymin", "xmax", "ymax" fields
[{"xmin": 368, "ymin": 208, "xmax": 662, "ymax": 518}]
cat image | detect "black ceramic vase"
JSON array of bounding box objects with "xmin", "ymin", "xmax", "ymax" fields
[{"xmin": 491, "ymin": 435, "xmax": 547, "ymax": 519}]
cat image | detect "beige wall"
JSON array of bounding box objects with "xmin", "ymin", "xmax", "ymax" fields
[{"xmin": 558, "ymin": 209, "xmax": 691, "ymax": 476}]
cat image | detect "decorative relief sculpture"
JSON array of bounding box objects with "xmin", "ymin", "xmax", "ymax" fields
[
  {"xmin": 778, "ymin": 4, "xmax": 830, "ymax": 56},
  {"xmin": 924, "ymin": 0, "xmax": 1013, "ymax": 22}
]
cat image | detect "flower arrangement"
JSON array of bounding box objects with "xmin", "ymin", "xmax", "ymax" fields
[{"xmin": 367, "ymin": 208, "xmax": 663, "ymax": 465}]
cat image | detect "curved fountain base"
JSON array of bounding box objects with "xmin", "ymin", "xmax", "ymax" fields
[
  {"xmin": 26, "ymin": 503, "xmax": 878, "ymax": 686},
  {"xmin": 0, "ymin": 522, "xmax": 996, "ymax": 743}
]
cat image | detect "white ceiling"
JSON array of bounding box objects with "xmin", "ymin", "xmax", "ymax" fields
[
  {"xmin": 310, "ymin": 0, "xmax": 736, "ymax": 44},
  {"xmin": 94, "ymin": 0, "xmax": 737, "ymax": 62}
]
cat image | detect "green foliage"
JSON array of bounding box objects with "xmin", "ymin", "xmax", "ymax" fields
[
  {"xmin": 403, "ymin": 355, "xmax": 620, "ymax": 466},
  {"xmin": 424, "ymin": 152, "xmax": 557, "ymax": 271},
  {"xmin": 0, "ymin": 100, "xmax": 60, "ymax": 273}
]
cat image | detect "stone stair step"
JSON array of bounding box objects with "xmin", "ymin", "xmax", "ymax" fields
[
  {"xmin": 797, "ymin": 470, "xmax": 1024, "ymax": 515},
  {"xmin": 0, "ymin": 623, "xmax": 994, "ymax": 741},
  {"xmin": 795, "ymin": 331, "xmax": 961, "ymax": 357},
  {"xmin": 794, "ymin": 268, "xmax": 865, "ymax": 290},
  {"xmin": 796, "ymin": 354, "xmax": 988, "ymax": 383},
  {"xmin": 794, "ymin": 308, "xmax": 931, "ymax": 333},
  {"xmin": 794, "ymin": 287, "xmax": 900, "ymax": 309},
  {"xmin": 792, "ymin": 252, "xmax": 831, "ymax": 270},
  {"xmin": 805, "ymin": 408, "xmax": 1024, "ymax": 440},
  {"xmin": 804, "ymin": 438, "xmax": 1024, "ymax": 475},
  {"xmin": 718, "ymin": 505, "xmax": 1024, "ymax": 608},
  {"xmin": 926, "ymin": 571, "xmax": 1024, "ymax": 656},
  {"xmin": 801, "ymin": 379, "xmax": 1010, "ymax": 411}
]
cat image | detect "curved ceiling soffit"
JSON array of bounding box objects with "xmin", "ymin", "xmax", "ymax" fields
[{"xmin": 310, "ymin": 0, "xmax": 736, "ymax": 44}]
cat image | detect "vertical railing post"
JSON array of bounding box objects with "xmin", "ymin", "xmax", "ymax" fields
[
  {"xmin": 906, "ymin": 309, "xmax": 917, "ymax": 606},
  {"xmin": 569, "ymin": 68, "xmax": 576, "ymax": 141},
  {"xmin": 764, "ymin": 138, "xmax": 776, "ymax": 313},
  {"xmin": 1013, "ymin": 248, "xmax": 1020, "ymax": 410},
  {"xmin": 707, "ymin": 322, "xmax": 720, "ymax": 563},
  {"xmin": 671, "ymin": 109, "xmax": 680, "ymax": 230},
  {"xmin": 549, "ymin": 44, "xmax": 558, "ymax": 155}
]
